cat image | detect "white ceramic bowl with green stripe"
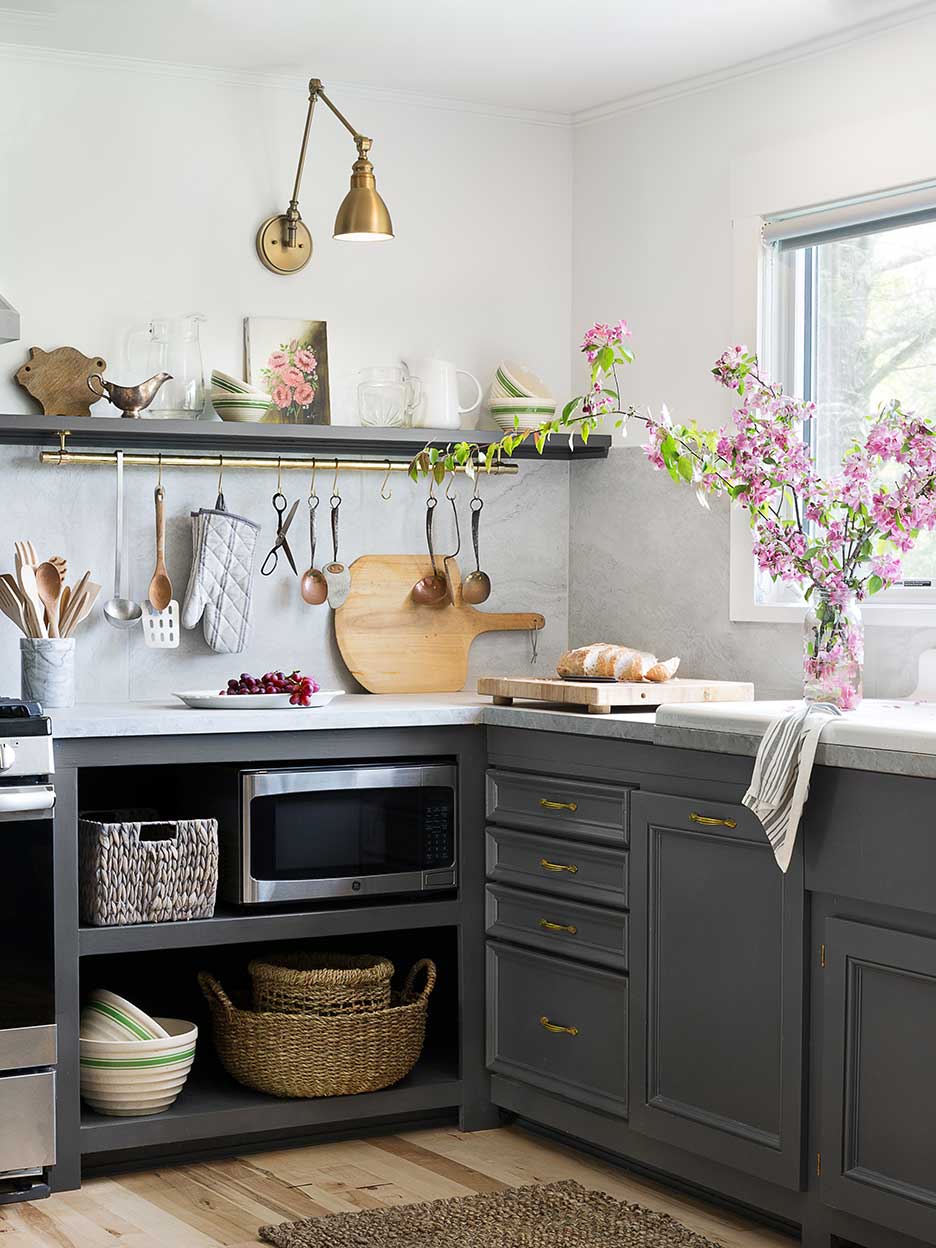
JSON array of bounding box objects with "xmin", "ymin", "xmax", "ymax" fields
[
  {"xmin": 489, "ymin": 398, "xmax": 557, "ymax": 433},
  {"xmin": 80, "ymin": 989, "xmax": 168, "ymax": 1041},
  {"xmin": 491, "ymin": 360, "xmax": 554, "ymax": 402},
  {"xmin": 80, "ymin": 1017, "xmax": 197, "ymax": 1116},
  {"xmin": 211, "ymin": 394, "xmax": 274, "ymax": 423},
  {"xmin": 211, "ymin": 369, "xmax": 264, "ymax": 396}
]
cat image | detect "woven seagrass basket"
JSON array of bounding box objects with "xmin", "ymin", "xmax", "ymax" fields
[
  {"xmin": 198, "ymin": 959, "xmax": 436, "ymax": 1099},
  {"xmin": 248, "ymin": 952, "xmax": 394, "ymax": 1016},
  {"xmin": 79, "ymin": 809, "xmax": 218, "ymax": 927}
]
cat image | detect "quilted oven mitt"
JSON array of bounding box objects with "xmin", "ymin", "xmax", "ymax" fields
[{"xmin": 182, "ymin": 507, "xmax": 260, "ymax": 654}]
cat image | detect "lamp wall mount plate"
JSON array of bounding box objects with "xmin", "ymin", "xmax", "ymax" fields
[{"xmin": 256, "ymin": 213, "xmax": 313, "ymax": 274}]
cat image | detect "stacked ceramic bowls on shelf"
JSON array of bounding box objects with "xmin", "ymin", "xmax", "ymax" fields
[
  {"xmin": 489, "ymin": 360, "xmax": 556, "ymax": 432},
  {"xmin": 79, "ymin": 989, "xmax": 197, "ymax": 1116},
  {"xmin": 210, "ymin": 369, "xmax": 273, "ymax": 423}
]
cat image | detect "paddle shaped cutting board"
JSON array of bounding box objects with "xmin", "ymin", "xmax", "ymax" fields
[{"xmin": 335, "ymin": 555, "xmax": 545, "ymax": 693}]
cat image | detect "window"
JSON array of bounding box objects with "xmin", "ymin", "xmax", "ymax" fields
[{"xmin": 757, "ymin": 184, "xmax": 936, "ymax": 610}]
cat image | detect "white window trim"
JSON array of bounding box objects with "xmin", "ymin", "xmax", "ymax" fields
[{"xmin": 729, "ymin": 197, "xmax": 936, "ymax": 627}]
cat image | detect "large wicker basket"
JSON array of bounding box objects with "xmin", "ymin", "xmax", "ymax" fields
[
  {"xmin": 248, "ymin": 952, "xmax": 394, "ymax": 1016},
  {"xmin": 198, "ymin": 959, "xmax": 436, "ymax": 1099}
]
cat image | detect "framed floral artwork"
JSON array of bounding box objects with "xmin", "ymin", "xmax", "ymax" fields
[{"xmin": 244, "ymin": 318, "xmax": 331, "ymax": 424}]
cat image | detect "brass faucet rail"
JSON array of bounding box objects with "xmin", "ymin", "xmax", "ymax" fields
[{"xmin": 38, "ymin": 449, "xmax": 518, "ymax": 475}]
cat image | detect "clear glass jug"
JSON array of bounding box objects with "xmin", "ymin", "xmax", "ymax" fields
[
  {"xmin": 356, "ymin": 364, "xmax": 421, "ymax": 427},
  {"xmin": 127, "ymin": 314, "xmax": 206, "ymax": 420}
]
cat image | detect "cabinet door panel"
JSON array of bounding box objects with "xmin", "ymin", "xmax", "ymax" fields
[
  {"xmin": 629, "ymin": 792, "xmax": 804, "ymax": 1191},
  {"xmin": 822, "ymin": 918, "xmax": 936, "ymax": 1244}
]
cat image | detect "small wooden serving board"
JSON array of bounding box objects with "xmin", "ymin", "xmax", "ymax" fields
[{"xmin": 478, "ymin": 675, "xmax": 754, "ymax": 714}]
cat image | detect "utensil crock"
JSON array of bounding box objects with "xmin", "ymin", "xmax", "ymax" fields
[{"xmin": 21, "ymin": 637, "xmax": 75, "ymax": 709}]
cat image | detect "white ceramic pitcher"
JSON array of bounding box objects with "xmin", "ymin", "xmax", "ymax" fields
[{"xmin": 404, "ymin": 356, "xmax": 482, "ymax": 429}]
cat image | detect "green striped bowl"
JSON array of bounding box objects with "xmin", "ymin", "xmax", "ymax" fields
[
  {"xmin": 80, "ymin": 1016, "xmax": 196, "ymax": 1059},
  {"xmin": 81, "ymin": 989, "xmax": 168, "ymax": 1041}
]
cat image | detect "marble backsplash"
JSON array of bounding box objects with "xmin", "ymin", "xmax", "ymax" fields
[
  {"xmin": 0, "ymin": 449, "xmax": 569, "ymax": 703},
  {"xmin": 569, "ymin": 449, "xmax": 936, "ymax": 701}
]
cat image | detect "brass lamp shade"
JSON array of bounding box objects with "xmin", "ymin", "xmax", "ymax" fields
[{"xmin": 334, "ymin": 150, "xmax": 394, "ymax": 241}]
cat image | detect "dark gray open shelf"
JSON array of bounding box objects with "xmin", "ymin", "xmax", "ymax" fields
[
  {"xmin": 0, "ymin": 413, "xmax": 611, "ymax": 459},
  {"xmin": 78, "ymin": 897, "xmax": 460, "ymax": 956},
  {"xmin": 79, "ymin": 1056, "xmax": 461, "ymax": 1155}
]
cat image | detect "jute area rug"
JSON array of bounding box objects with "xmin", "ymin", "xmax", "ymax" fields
[{"xmin": 258, "ymin": 1179, "xmax": 726, "ymax": 1247}]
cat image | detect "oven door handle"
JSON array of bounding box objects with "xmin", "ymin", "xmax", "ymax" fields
[{"xmin": 0, "ymin": 786, "xmax": 56, "ymax": 818}]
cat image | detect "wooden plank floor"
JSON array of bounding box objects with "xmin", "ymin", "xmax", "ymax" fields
[{"xmin": 0, "ymin": 1125, "xmax": 794, "ymax": 1247}]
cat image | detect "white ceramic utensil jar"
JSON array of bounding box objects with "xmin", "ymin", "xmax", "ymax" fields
[{"xmin": 404, "ymin": 357, "xmax": 482, "ymax": 429}]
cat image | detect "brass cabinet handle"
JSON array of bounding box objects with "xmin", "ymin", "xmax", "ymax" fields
[
  {"xmin": 539, "ymin": 919, "xmax": 578, "ymax": 935},
  {"xmin": 690, "ymin": 811, "xmax": 737, "ymax": 829},
  {"xmin": 540, "ymin": 857, "xmax": 578, "ymax": 874},
  {"xmin": 540, "ymin": 1015, "xmax": 579, "ymax": 1036},
  {"xmin": 540, "ymin": 798, "xmax": 578, "ymax": 812}
]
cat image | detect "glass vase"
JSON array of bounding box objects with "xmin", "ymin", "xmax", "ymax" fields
[{"xmin": 802, "ymin": 592, "xmax": 863, "ymax": 709}]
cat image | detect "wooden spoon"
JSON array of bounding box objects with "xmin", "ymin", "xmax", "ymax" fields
[
  {"xmin": 0, "ymin": 578, "xmax": 27, "ymax": 634},
  {"xmin": 15, "ymin": 545, "xmax": 46, "ymax": 638},
  {"xmin": 62, "ymin": 584, "xmax": 100, "ymax": 638},
  {"xmin": 147, "ymin": 486, "xmax": 172, "ymax": 612},
  {"xmin": 35, "ymin": 561, "xmax": 64, "ymax": 638},
  {"xmin": 59, "ymin": 571, "xmax": 90, "ymax": 636}
]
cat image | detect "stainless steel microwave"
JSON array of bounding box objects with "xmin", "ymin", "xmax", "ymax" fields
[{"xmin": 221, "ymin": 762, "xmax": 457, "ymax": 905}]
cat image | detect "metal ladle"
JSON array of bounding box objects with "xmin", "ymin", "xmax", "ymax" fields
[
  {"xmin": 103, "ymin": 450, "xmax": 143, "ymax": 629},
  {"xmin": 412, "ymin": 479, "xmax": 449, "ymax": 606},
  {"xmin": 463, "ymin": 475, "xmax": 492, "ymax": 604},
  {"xmin": 300, "ymin": 462, "xmax": 328, "ymax": 605}
]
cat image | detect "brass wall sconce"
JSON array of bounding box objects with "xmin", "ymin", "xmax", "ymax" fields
[{"xmin": 257, "ymin": 78, "xmax": 394, "ymax": 275}]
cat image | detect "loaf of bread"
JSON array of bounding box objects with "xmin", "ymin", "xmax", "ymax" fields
[{"xmin": 557, "ymin": 644, "xmax": 680, "ymax": 683}]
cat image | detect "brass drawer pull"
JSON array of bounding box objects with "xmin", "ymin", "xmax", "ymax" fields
[
  {"xmin": 539, "ymin": 919, "xmax": 578, "ymax": 935},
  {"xmin": 540, "ymin": 1015, "xmax": 579, "ymax": 1037},
  {"xmin": 540, "ymin": 857, "xmax": 578, "ymax": 874},
  {"xmin": 690, "ymin": 811, "xmax": 738, "ymax": 829},
  {"xmin": 540, "ymin": 798, "xmax": 578, "ymax": 812}
]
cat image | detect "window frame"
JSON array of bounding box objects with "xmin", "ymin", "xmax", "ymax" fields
[{"xmin": 729, "ymin": 186, "xmax": 936, "ymax": 626}]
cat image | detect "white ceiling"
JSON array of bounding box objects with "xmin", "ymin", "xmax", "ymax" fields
[{"xmin": 0, "ymin": 0, "xmax": 932, "ymax": 115}]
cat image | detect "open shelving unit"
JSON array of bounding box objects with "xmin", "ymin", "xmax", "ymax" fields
[{"xmin": 0, "ymin": 413, "xmax": 611, "ymax": 459}]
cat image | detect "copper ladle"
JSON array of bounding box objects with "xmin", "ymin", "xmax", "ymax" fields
[
  {"xmin": 300, "ymin": 463, "xmax": 327, "ymax": 605},
  {"xmin": 412, "ymin": 481, "xmax": 449, "ymax": 606},
  {"xmin": 463, "ymin": 474, "xmax": 492, "ymax": 604}
]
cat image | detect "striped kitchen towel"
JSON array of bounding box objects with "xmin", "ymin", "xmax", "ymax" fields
[{"xmin": 742, "ymin": 702, "xmax": 842, "ymax": 872}]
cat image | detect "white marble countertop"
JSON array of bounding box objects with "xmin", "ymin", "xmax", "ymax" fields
[{"xmin": 47, "ymin": 694, "xmax": 936, "ymax": 777}]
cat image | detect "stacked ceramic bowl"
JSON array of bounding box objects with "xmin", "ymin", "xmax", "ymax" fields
[
  {"xmin": 210, "ymin": 369, "xmax": 272, "ymax": 423},
  {"xmin": 489, "ymin": 360, "xmax": 556, "ymax": 432},
  {"xmin": 79, "ymin": 990, "xmax": 197, "ymax": 1116}
]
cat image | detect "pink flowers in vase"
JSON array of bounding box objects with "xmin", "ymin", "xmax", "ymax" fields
[{"xmin": 262, "ymin": 340, "xmax": 319, "ymax": 424}]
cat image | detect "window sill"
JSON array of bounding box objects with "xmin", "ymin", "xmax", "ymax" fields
[{"xmin": 730, "ymin": 601, "xmax": 936, "ymax": 627}]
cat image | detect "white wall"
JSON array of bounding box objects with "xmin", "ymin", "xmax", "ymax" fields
[
  {"xmin": 0, "ymin": 49, "xmax": 573, "ymax": 700},
  {"xmin": 569, "ymin": 15, "xmax": 936, "ymax": 698}
]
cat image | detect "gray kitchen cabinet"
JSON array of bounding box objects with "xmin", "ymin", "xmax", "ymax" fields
[
  {"xmin": 485, "ymin": 825, "xmax": 628, "ymax": 909},
  {"xmin": 820, "ymin": 918, "xmax": 936, "ymax": 1245},
  {"xmin": 628, "ymin": 791, "xmax": 804, "ymax": 1191},
  {"xmin": 486, "ymin": 941, "xmax": 628, "ymax": 1117},
  {"xmin": 485, "ymin": 883, "xmax": 628, "ymax": 971}
]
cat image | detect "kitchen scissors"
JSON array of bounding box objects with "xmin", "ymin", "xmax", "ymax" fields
[{"xmin": 261, "ymin": 462, "xmax": 300, "ymax": 576}]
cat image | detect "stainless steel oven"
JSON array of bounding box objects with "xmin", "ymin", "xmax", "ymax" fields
[
  {"xmin": 0, "ymin": 701, "xmax": 57, "ymax": 1204},
  {"xmin": 221, "ymin": 762, "xmax": 457, "ymax": 905}
]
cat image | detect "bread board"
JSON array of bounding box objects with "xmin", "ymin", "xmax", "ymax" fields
[
  {"xmin": 335, "ymin": 555, "xmax": 545, "ymax": 694},
  {"xmin": 478, "ymin": 675, "xmax": 754, "ymax": 714}
]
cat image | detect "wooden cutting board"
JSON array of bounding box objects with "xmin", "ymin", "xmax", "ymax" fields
[
  {"xmin": 478, "ymin": 675, "xmax": 754, "ymax": 714},
  {"xmin": 335, "ymin": 555, "xmax": 545, "ymax": 694}
]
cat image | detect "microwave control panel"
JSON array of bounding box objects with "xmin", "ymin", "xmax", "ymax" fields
[{"xmin": 423, "ymin": 800, "xmax": 454, "ymax": 867}]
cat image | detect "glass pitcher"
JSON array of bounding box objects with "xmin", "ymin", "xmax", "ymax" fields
[
  {"xmin": 356, "ymin": 364, "xmax": 421, "ymax": 427},
  {"xmin": 126, "ymin": 314, "xmax": 206, "ymax": 420}
]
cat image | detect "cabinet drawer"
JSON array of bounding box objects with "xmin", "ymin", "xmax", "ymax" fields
[
  {"xmin": 486, "ymin": 768, "xmax": 630, "ymax": 846},
  {"xmin": 486, "ymin": 825, "xmax": 628, "ymax": 909},
  {"xmin": 486, "ymin": 941, "xmax": 627, "ymax": 1117},
  {"xmin": 486, "ymin": 883, "xmax": 628, "ymax": 971}
]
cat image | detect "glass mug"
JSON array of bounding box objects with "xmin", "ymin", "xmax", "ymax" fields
[
  {"xmin": 126, "ymin": 313, "xmax": 206, "ymax": 420},
  {"xmin": 356, "ymin": 365, "xmax": 421, "ymax": 427}
]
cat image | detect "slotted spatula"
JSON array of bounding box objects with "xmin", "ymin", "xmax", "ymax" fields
[{"xmin": 142, "ymin": 481, "xmax": 179, "ymax": 648}]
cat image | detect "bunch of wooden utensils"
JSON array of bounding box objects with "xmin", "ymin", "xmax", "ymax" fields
[{"xmin": 0, "ymin": 541, "xmax": 99, "ymax": 638}]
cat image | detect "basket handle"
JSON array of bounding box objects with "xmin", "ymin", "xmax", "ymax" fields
[
  {"xmin": 197, "ymin": 971, "xmax": 235, "ymax": 1016},
  {"xmin": 403, "ymin": 959, "xmax": 437, "ymax": 1002}
]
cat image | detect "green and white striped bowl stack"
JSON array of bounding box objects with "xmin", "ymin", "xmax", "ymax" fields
[
  {"xmin": 79, "ymin": 1015, "xmax": 198, "ymax": 1117},
  {"xmin": 80, "ymin": 989, "xmax": 168, "ymax": 1041}
]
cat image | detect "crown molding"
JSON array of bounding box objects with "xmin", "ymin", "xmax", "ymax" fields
[
  {"xmin": 0, "ymin": 40, "xmax": 572, "ymax": 128},
  {"xmin": 573, "ymin": 0, "xmax": 936, "ymax": 127}
]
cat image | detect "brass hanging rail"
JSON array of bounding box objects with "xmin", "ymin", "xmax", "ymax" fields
[{"xmin": 37, "ymin": 433, "xmax": 518, "ymax": 476}]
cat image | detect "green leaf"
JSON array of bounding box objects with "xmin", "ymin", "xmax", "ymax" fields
[
  {"xmin": 598, "ymin": 345, "xmax": 614, "ymax": 372},
  {"xmin": 868, "ymin": 574, "xmax": 884, "ymax": 594},
  {"xmin": 678, "ymin": 455, "xmax": 694, "ymax": 482},
  {"xmin": 562, "ymin": 397, "xmax": 582, "ymax": 422}
]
